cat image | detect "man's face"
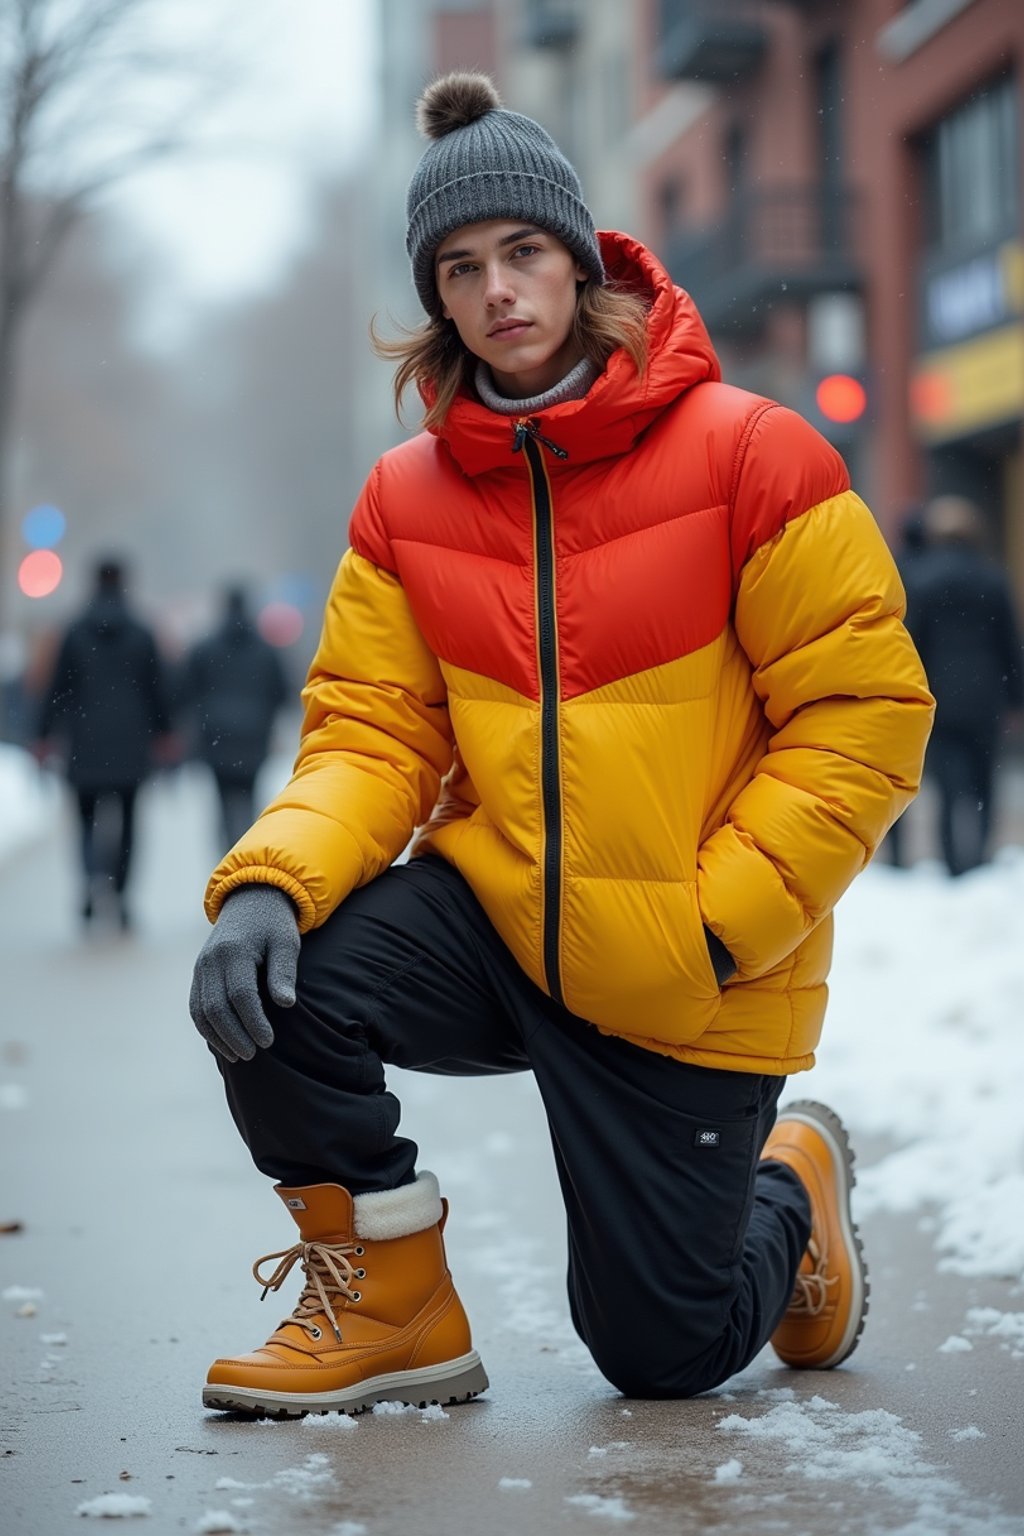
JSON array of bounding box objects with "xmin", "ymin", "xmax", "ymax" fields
[{"xmin": 435, "ymin": 220, "xmax": 588, "ymax": 400}]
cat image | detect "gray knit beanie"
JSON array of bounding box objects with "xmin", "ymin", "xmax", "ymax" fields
[{"xmin": 406, "ymin": 72, "xmax": 605, "ymax": 316}]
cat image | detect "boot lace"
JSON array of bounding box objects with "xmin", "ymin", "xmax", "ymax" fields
[
  {"xmin": 787, "ymin": 1237, "xmax": 837, "ymax": 1317},
  {"xmin": 253, "ymin": 1239, "xmax": 365, "ymax": 1343}
]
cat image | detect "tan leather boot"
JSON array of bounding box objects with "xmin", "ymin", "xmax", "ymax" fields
[
  {"xmin": 204, "ymin": 1172, "xmax": 487, "ymax": 1417},
  {"xmin": 762, "ymin": 1100, "xmax": 869, "ymax": 1370}
]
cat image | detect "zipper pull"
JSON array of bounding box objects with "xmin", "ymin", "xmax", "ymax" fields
[
  {"xmin": 531, "ymin": 426, "xmax": 569, "ymax": 460},
  {"xmin": 510, "ymin": 417, "xmax": 569, "ymax": 459}
]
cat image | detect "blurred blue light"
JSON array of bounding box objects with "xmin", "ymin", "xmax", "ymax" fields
[
  {"xmin": 267, "ymin": 572, "xmax": 316, "ymax": 609},
  {"xmin": 23, "ymin": 504, "xmax": 66, "ymax": 550}
]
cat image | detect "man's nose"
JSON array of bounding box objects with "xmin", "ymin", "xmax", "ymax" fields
[{"xmin": 483, "ymin": 264, "xmax": 515, "ymax": 306}]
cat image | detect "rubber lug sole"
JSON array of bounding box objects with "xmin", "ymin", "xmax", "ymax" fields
[
  {"xmin": 776, "ymin": 1098, "xmax": 870, "ymax": 1369},
  {"xmin": 202, "ymin": 1352, "xmax": 489, "ymax": 1419}
]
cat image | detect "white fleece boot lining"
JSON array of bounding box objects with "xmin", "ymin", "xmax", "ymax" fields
[{"xmin": 352, "ymin": 1170, "xmax": 443, "ymax": 1242}]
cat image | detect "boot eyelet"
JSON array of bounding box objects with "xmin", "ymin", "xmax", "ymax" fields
[
  {"xmin": 351, "ymin": 1291, "xmax": 362, "ymax": 1303},
  {"xmin": 355, "ymin": 1268, "xmax": 366, "ymax": 1279},
  {"xmin": 354, "ymin": 1246, "xmax": 365, "ymax": 1256},
  {"xmin": 310, "ymin": 1326, "xmax": 322, "ymax": 1340}
]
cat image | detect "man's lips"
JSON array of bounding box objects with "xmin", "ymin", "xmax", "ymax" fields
[{"xmin": 487, "ymin": 319, "xmax": 532, "ymax": 338}]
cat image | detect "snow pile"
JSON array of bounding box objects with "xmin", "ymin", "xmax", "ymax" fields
[
  {"xmin": 370, "ymin": 1399, "xmax": 449, "ymax": 1421},
  {"xmin": 799, "ymin": 854, "xmax": 1024, "ymax": 1281},
  {"xmin": 716, "ymin": 1394, "xmax": 1016, "ymax": 1533},
  {"xmin": 963, "ymin": 1306, "xmax": 1024, "ymax": 1359},
  {"xmin": 213, "ymin": 1455, "xmax": 333, "ymax": 1502},
  {"xmin": 565, "ymin": 1492, "xmax": 635, "ymax": 1522},
  {"xmin": 76, "ymin": 1492, "xmax": 152, "ymax": 1518},
  {"xmin": 195, "ymin": 1514, "xmax": 244, "ymax": 1534},
  {"xmin": 498, "ymin": 1477, "xmax": 532, "ymax": 1490},
  {"xmin": 712, "ymin": 1458, "xmax": 744, "ymax": 1484},
  {"xmin": 3, "ymin": 1285, "xmax": 43, "ymax": 1302},
  {"xmin": 0, "ymin": 745, "xmax": 57, "ymax": 862},
  {"xmin": 301, "ymin": 1411, "xmax": 358, "ymax": 1431},
  {"xmin": 328, "ymin": 1523, "xmax": 367, "ymax": 1536}
]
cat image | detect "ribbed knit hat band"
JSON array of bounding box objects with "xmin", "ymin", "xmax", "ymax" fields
[{"xmin": 406, "ymin": 73, "xmax": 605, "ymax": 316}]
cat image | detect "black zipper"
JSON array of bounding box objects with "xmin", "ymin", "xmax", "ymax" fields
[{"xmin": 512, "ymin": 419, "xmax": 566, "ymax": 1006}]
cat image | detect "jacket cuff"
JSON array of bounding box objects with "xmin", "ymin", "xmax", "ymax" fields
[{"xmin": 703, "ymin": 925, "xmax": 738, "ymax": 987}]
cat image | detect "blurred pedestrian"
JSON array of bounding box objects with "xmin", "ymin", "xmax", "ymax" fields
[
  {"xmin": 908, "ymin": 496, "xmax": 1023, "ymax": 876},
  {"xmin": 189, "ymin": 74, "xmax": 933, "ymax": 1419},
  {"xmin": 182, "ymin": 587, "xmax": 288, "ymax": 852},
  {"xmin": 885, "ymin": 504, "xmax": 929, "ymax": 868},
  {"xmin": 34, "ymin": 557, "xmax": 171, "ymax": 928}
]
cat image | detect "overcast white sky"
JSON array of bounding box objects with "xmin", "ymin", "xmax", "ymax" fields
[{"xmin": 97, "ymin": 0, "xmax": 379, "ymax": 344}]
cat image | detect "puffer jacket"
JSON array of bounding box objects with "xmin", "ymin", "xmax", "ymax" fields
[{"xmin": 206, "ymin": 232, "xmax": 934, "ymax": 1073}]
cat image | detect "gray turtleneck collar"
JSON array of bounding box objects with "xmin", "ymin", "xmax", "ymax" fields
[{"xmin": 474, "ymin": 354, "xmax": 600, "ymax": 416}]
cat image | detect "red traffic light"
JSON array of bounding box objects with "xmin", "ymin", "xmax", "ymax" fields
[
  {"xmin": 816, "ymin": 374, "xmax": 867, "ymax": 424},
  {"xmin": 18, "ymin": 550, "xmax": 63, "ymax": 598}
]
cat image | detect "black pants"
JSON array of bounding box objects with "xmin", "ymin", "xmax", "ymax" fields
[
  {"xmin": 75, "ymin": 786, "xmax": 137, "ymax": 894},
  {"xmin": 218, "ymin": 855, "xmax": 811, "ymax": 1398},
  {"xmin": 927, "ymin": 727, "xmax": 996, "ymax": 876}
]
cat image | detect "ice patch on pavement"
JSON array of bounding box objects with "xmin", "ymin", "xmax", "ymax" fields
[
  {"xmin": 76, "ymin": 1492, "xmax": 152, "ymax": 1517},
  {"xmin": 566, "ymin": 1492, "xmax": 636, "ymax": 1521},
  {"xmin": 499, "ymin": 1477, "xmax": 532, "ymax": 1489},
  {"xmin": 0, "ymin": 1082, "xmax": 27, "ymax": 1109},
  {"xmin": 802, "ymin": 856, "xmax": 1024, "ymax": 1282},
  {"xmin": 3, "ymin": 1285, "xmax": 44, "ymax": 1301},
  {"xmin": 329, "ymin": 1523, "xmax": 368, "ymax": 1536}
]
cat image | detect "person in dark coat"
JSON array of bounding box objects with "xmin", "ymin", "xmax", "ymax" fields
[
  {"xmin": 182, "ymin": 587, "xmax": 288, "ymax": 852},
  {"xmin": 908, "ymin": 497, "xmax": 1024, "ymax": 876},
  {"xmin": 885, "ymin": 505, "xmax": 929, "ymax": 868},
  {"xmin": 35, "ymin": 558, "xmax": 171, "ymax": 926}
]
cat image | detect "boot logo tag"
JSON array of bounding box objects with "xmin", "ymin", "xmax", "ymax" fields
[
  {"xmin": 695, "ymin": 1129, "xmax": 720, "ymax": 1148},
  {"xmin": 285, "ymin": 1198, "xmax": 307, "ymax": 1210}
]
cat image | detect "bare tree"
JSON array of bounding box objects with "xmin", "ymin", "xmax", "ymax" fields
[{"xmin": 0, "ymin": 0, "xmax": 217, "ymax": 620}]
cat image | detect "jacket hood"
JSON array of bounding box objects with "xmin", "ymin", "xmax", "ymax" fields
[{"xmin": 432, "ymin": 230, "xmax": 721, "ymax": 476}]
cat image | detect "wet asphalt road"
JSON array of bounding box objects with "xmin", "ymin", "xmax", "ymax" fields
[{"xmin": 2, "ymin": 767, "xmax": 1023, "ymax": 1535}]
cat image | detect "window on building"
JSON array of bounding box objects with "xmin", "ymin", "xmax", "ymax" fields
[{"xmin": 924, "ymin": 76, "xmax": 1019, "ymax": 253}]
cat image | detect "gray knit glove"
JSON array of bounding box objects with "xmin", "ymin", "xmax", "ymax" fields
[{"xmin": 189, "ymin": 886, "xmax": 300, "ymax": 1063}]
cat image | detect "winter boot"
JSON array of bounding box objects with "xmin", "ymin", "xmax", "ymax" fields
[
  {"xmin": 203, "ymin": 1171, "xmax": 488, "ymax": 1417},
  {"xmin": 762, "ymin": 1100, "xmax": 869, "ymax": 1370}
]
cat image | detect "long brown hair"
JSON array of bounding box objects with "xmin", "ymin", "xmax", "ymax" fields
[{"xmin": 371, "ymin": 281, "xmax": 650, "ymax": 431}]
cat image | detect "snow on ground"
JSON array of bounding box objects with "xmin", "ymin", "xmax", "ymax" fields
[
  {"xmin": 789, "ymin": 850, "xmax": 1024, "ymax": 1284},
  {"xmin": 714, "ymin": 1391, "xmax": 1020, "ymax": 1535},
  {"xmin": 0, "ymin": 744, "xmax": 57, "ymax": 861}
]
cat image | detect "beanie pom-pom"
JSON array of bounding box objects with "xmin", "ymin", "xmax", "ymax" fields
[{"xmin": 416, "ymin": 72, "xmax": 501, "ymax": 140}]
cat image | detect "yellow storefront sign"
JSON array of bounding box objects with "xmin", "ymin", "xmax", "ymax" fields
[{"xmin": 910, "ymin": 323, "xmax": 1024, "ymax": 443}]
